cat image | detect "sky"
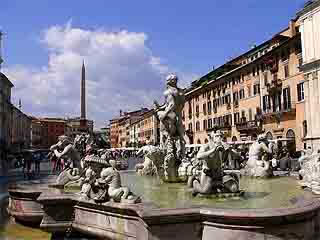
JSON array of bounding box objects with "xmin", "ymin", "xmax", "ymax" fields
[{"xmin": 0, "ymin": 0, "xmax": 306, "ymax": 129}]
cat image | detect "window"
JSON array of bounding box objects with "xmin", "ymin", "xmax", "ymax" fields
[
  {"xmin": 248, "ymin": 109, "xmax": 253, "ymax": 121},
  {"xmin": 298, "ymin": 57, "xmax": 303, "ymax": 69},
  {"xmin": 234, "ymin": 112, "xmax": 240, "ymax": 124},
  {"xmin": 284, "ymin": 64, "xmax": 289, "ymax": 78},
  {"xmin": 263, "ymin": 72, "xmax": 268, "ymax": 86},
  {"xmin": 208, "ymin": 119, "xmax": 212, "ymax": 129},
  {"xmin": 262, "ymin": 95, "xmax": 271, "ymax": 111},
  {"xmin": 303, "ymin": 120, "xmax": 307, "ymax": 138},
  {"xmin": 203, "ymin": 120, "xmax": 207, "ymax": 130},
  {"xmin": 196, "ymin": 121, "xmax": 200, "ymax": 132},
  {"xmin": 233, "ymin": 92, "xmax": 239, "ymax": 103},
  {"xmin": 188, "ymin": 123, "xmax": 193, "ymax": 131},
  {"xmin": 283, "ymin": 87, "xmax": 291, "ymax": 110},
  {"xmin": 297, "ymin": 82, "xmax": 305, "ymax": 101},
  {"xmin": 247, "ymin": 85, "xmax": 251, "ymax": 97},
  {"xmin": 196, "ymin": 105, "xmax": 199, "ymax": 116},
  {"xmin": 239, "ymin": 89, "xmax": 245, "ymax": 99},
  {"xmin": 208, "ymin": 101, "xmax": 212, "ymax": 115},
  {"xmin": 253, "ymin": 84, "xmax": 260, "ymax": 95},
  {"xmin": 203, "ymin": 103, "xmax": 207, "ymax": 115},
  {"xmin": 241, "ymin": 110, "xmax": 246, "ymax": 122}
]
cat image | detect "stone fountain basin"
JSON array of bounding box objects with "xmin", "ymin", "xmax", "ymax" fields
[{"xmin": 7, "ymin": 172, "xmax": 320, "ymax": 240}]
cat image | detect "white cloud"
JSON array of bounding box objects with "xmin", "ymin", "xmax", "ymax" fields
[{"xmin": 4, "ymin": 22, "xmax": 197, "ymax": 129}]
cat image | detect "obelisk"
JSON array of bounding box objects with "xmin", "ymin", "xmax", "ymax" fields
[{"xmin": 80, "ymin": 60, "xmax": 87, "ymax": 132}]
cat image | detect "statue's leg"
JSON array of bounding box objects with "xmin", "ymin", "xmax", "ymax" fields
[
  {"xmin": 187, "ymin": 175, "xmax": 196, "ymax": 188},
  {"xmin": 121, "ymin": 187, "xmax": 130, "ymax": 199}
]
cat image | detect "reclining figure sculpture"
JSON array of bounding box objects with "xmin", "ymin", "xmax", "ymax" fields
[{"xmin": 188, "ymin": 130, "xmax": 240, "ymax": 196}]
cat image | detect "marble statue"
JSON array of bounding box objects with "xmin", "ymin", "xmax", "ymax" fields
[
  {"xmin": 79, "ymin": 166, "xmax": 96, "ymax": 197},
  {"xmin": 298, "ymin": 148, "xmax": 320, "ymax": 194},
  {"xmin": 135, "ymin": 145, "xmax": 165, "ymax": 177},
  {"xmin": 50, "ymin": 135, "xmax": 81, "ymax": 169},
  {"xmin": 241, "ymin": 134, "xmax": 273, "ymax": 178},
  {"xmin": 98, "ymin": 160, "xmax": 140, "ymax": 203},
  {"xmin": 188, "ymin": 130, "xmax": 240, "ymax": 196},
  {"xmin": 178, "ymin": 149, "xmax": 201, "ymax": 182},
  {"xmin": 154, "ymin": 74, "xmax": 186, "ymax": 182},
  {"xmin": 78, "ymin": 160, "xmax": 140, "ymax": 203},
  {"xmin": 54, "ymin": 168, "xmax": 80, "ymax": 187}
]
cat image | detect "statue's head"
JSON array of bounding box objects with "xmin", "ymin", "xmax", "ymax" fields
[
  {"xmin": 109, "ymin": 159, "xmax": 117, "ymax": 168},
  {"xmin": 209, "ymin": 130, "xmax": 223, "ymax": 144},
  {"xmin": 257, "ymin": 134, "xmax": 267, "ymax": 143},
  {"xmin": 58, "ymin": 135, "xmax": 72, "ymax": 146},
  {"xmin": 166, "ymin": 74, "xmax": 178, "ymax": 87}
]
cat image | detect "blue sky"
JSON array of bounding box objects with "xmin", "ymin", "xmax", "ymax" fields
[{"xmin": 1, "ymin": 0, "xmax": 306, "ymax": 127}]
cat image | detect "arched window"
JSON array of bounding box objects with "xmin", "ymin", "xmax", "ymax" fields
[
  {"xmin": 232, "ymin": 136, "xmax": 237, "ymax": 142},
  {"xmin": 197, "ymin": 139, "xmax": 201, "ymax": 144},
  {"xmin": 286, "ymin": 129, "xmax": 295, "ymax": 139},
  {"xmin": 205, "ymin": 138, "xmax": 208, "ymax": 143},
  {"xmin": 266, "ymin": 132, "xmax": 273, "ymax": 140}
]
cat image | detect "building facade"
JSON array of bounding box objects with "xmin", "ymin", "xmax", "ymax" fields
[
  {"xmin": 66, "ymin": 117, "xmax": 94, "ymax": 139},
  {"xmin": 30, "ymin": 117, "xmax": 42, "ymax": 148},
  {"xmin": 182, "ymin": 20, "xmax": 304, "ymax": 151},
  {"xmin": 10, "ymin": 105, "xmax": 31, "ymax": 152},
  {"xmin": 297, "ymin": 0, "xmax": 320, "ymax": 150},
  {"xmin": 109, "ymin": 108, "xmax": 149, "ymax": 148},
  {"xmin": 0, "ymin": 72, "xmax": 13, "ymax": 170},
  {"xmin": 39, "ymin": 118, "xmax": 67, "ymax": 148}
]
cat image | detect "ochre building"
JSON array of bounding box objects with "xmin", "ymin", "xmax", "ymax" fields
[{"xmin": 182, "ymin": 19, "xmax": 304, "ymax": 151}]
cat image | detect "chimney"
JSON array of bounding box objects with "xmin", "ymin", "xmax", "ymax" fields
[{"xmin": 289, "ymin": 20, "xmax": 296, "ymax": 37}]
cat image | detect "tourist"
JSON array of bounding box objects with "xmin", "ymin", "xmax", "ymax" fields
[{"xmin": 34, "ymin": 153, "xmax": 41, "ymax": 175}]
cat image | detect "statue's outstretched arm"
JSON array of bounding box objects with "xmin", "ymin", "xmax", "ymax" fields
[
  {"xmin": 197, "ymin": 145, "xmax": 215, "ymax": 159},
  {"xmin": 54, "ymin": 144, "xmax": 72, "ymax": 158},
  {"xmin": 136, "ymin": 147, "xmax": 144, "ymax": 156}
]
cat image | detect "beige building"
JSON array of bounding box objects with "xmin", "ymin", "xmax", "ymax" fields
[
  {"xmin": 129, "ymin": 109, "xmax": 160, "ymax": 147},
  {"xmin": 10, "ymin": 105, "xmax": 31, "ymax": 152},
  {"xmin": 182, "ymin": 19, "xmax": 304, "ymax": 151},
  {"xmin": 66, "ymin": 117, "xmax": 94, "ymax": 139},
  {"xmin": 110, "ymin": 108, "xmax": 149, "ymax": 148},
  {"xmin": 297, "ymin": 0, "xmax": 320, "ymax": 150},
  {"xmin": 30, "ymin": 117, "xmax": 42, "ymax": 148}
]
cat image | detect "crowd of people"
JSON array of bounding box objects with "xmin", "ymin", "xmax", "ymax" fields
[{"xmin": 183, "ymin": 139, "xmax": 299, "ymax": 172}]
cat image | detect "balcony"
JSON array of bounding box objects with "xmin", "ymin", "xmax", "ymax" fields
[
  {"xmin": 266, "ymin": 79, "xmax": 282, "ymax": 96},
  {"xmin": 261, "ymin": 102, "xmax": 296, "ymax": 122},
  {"xmin": 236, "ymin": 120, "xmax": 261, "ymax": 132},
  {"xmin": 208, "ymin": 123, "xmax": 232, "ymax": 131}
]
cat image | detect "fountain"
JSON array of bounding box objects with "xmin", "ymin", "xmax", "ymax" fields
[{"xmin": 5, "ymin": 75, "xmax": 320, "ymax": 239}]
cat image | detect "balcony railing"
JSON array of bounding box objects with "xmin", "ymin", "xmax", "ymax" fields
[
  {"xmin": 236, "ymin": 120, "xmax": 261, "ymax": 132},
  {"xmin": 266, "ymin": 79, "xmax": 282, "ymax": 96},
  {"xmin": 262, "ymin": 102, "xmax": 296, "ymax": 115},
  {"xmin": 208, "ymin": 123, "xmax": 232, "ymax": 131}
]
